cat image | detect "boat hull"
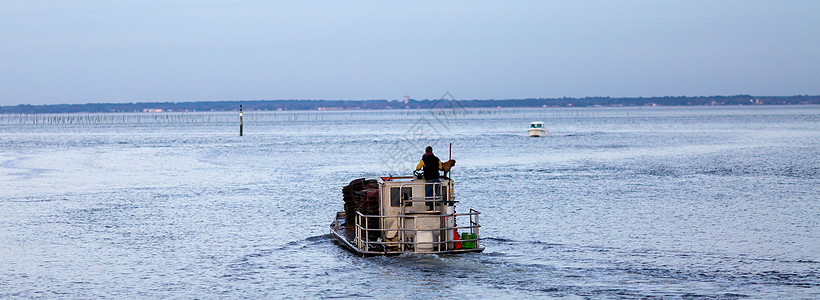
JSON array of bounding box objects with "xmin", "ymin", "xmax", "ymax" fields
[{"xmin": 528, "ymin": 128, "xmax": 547, "ymax": 137}]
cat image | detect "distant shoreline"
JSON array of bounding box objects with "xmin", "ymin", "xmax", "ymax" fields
[{"xmin": 2, "ymin": 95, "xmax": 818, "ymax": 114}]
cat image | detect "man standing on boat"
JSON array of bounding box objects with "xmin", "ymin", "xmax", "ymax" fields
[{"xmin": 416, "ymin": 146, "xmax": 442, "ymax": 198}]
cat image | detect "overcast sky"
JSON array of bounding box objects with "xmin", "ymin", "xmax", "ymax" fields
[{"xmin": 1, "ymin": 1, "xmax": 819, "ymax": 106}]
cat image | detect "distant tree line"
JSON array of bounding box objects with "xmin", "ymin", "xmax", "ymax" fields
[{"xmin": 1, "ymin": 95, "xmax": 818, "ymax": 114}]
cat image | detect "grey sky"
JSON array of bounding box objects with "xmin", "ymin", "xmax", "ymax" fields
[{"xmin": 2, "ymin": 1, "xmax": 818, "ymax": 106}]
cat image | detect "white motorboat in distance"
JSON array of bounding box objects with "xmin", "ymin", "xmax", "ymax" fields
[
  {"xmin": 331, "ymin": 175, "xmax": 483, "ymax": 256},
  {"xmin": 528, "ymin": 122, "xmax": 547, "ymax": 137}
]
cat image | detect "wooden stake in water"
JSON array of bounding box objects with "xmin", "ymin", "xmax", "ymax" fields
[
  {"xmin": 239, "ymin": 105, "xmax": 244, "ymax": 136},
  {"xmin": 449, "ymin": 143, "xmax": 454, "ymax": 179}
]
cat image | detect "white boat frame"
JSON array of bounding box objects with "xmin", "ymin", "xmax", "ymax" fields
[{"xmin": 330, "ymin": 176, "xmax": 484, "ymax": 256}]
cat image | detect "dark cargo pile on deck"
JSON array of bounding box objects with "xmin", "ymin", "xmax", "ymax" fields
[{"xmin": 342, "ymin": 178, "xmax": 380, "ymax": 231}]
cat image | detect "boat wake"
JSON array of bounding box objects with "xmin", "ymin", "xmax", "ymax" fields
[{"xmin": 464, "ymin": 237, "xmax": 820, "ymax": 298}]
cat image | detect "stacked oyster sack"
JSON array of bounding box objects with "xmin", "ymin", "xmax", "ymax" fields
[{"xmin": 342, "ymin": 178, "xmax": 379, "ymax": 228}]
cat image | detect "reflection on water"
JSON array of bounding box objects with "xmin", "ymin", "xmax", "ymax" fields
[{"xmin": 1, "ymin": 106, "xmax": 819, "ymax": 298}]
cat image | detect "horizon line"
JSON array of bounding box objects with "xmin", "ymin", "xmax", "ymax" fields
[{"xmin": 4, "ymin": 94, "xmax": 820, "ymax": 107}]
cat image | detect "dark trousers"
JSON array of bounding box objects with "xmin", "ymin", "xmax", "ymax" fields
[
  {"xmin": 425, "ymin": 179, "xmax": 441, "ymax": 197},
  {"xmin": 425, "ymin": 179, "xmax": 440, "ymax": 210}
]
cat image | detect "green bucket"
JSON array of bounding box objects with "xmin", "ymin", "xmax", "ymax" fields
[{"xmin": 461, "ymin": 233, "xmax": 476, "ymax": 249}]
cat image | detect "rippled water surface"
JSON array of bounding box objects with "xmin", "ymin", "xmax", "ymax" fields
[{"xmin": 1, "ymin": 106, "xmax": 819, "ymax": 298}]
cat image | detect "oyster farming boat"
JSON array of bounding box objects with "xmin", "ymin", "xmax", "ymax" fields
[{"xmin": 330, "ymin": 174, "xmax": 483, "ymax": 255}]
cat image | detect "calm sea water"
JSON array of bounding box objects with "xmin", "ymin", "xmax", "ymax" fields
[{"xmin": 1, "ymin": 105, "xmax": 819, "ymax": 298}]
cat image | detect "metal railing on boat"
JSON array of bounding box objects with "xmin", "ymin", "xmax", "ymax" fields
[{"xmin": 352, "ymin": 209, "xmax": 481, "ymax": 254}]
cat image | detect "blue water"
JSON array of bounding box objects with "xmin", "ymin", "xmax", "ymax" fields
[{"xmin": 1, "ymin": 105, "xmax": 819, "ymax": 298}]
